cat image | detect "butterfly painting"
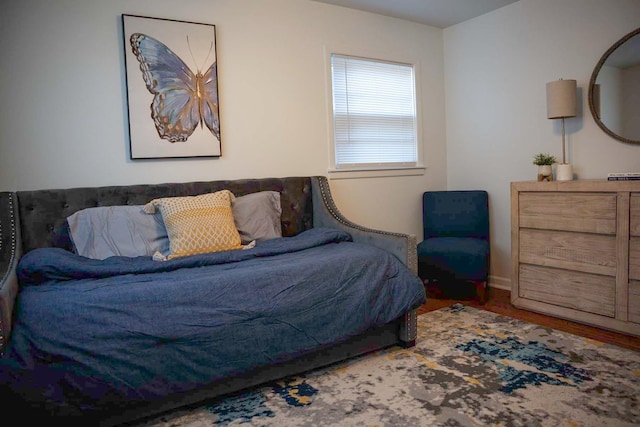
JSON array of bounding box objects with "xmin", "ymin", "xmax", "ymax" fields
[{"xmin": 123, "ymin": 15, "xmax": 221, "ymax": 159}]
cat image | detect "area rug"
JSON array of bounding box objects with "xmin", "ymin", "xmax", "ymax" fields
[{"xmin": 137, "ymin": 304, "xmax": 640, "ymax": 426}]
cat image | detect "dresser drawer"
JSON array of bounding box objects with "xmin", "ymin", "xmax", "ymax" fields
[
  {"xmin": 519, "ymin": 228, "xmax": 616, "ymax": 276},
  {"xmin": 630, "ymin": 280, "xmax": 640, "ymax": 324},
  {"xmin": 519, "ymin": 192, "xmax": 617, "ymax": 234},
  {"xmin": 631, "ymin": 194, "xmax": 640, "ymax": 237},
  {"xmin": 518, "ymin": 264, "xmax": 615, "ymax": 317},
  {"xmin": 631, "ymin": 237, "xmax": 640, "ymax": 281}
]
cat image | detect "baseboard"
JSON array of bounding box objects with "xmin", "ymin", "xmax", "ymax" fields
[{"xmin": 489, "ymin": 275, "xmax": 510, "ymax": 291}]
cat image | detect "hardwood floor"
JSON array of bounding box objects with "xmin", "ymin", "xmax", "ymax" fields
[{"xmin": 417, "ymin": 283, "xmax": 640, "ymax": 353}]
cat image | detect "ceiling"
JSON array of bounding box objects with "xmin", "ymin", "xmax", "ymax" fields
[{"xmin": 311, "ymin": 0, "xmax": 520, "ymax": 28}]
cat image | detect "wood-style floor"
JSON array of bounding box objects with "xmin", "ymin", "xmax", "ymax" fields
[{"xmin": 418, "ymin": 283, "xmax": 640, "ymax": 353}]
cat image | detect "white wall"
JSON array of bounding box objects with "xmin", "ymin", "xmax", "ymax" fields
[
  {"xmin": 0, "ymin": 0, "xmax": 447, "ymax": 239},
  {"xmin": 444, "ymin": 0, "xmax": 640, "ymax": 288}
]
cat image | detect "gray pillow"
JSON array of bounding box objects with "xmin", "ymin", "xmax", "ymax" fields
[
  {"xmin": 232, "ymin": 191, "xmax": 282, "ymax": 244},
  {"xmin": 67, "ymin": 205, "xmax": 170, "ymax": 259},
  {"xmin": 67, "ymin": 191, "xmax": 282, "ymax": 259}
]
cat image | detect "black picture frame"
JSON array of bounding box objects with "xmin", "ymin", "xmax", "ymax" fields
[{"xmin": 122, "ymin": 14, "xmax": 221, "ymax": 159}]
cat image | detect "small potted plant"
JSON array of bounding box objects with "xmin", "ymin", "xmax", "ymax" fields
[{"xmin": 533, "ymin": 153, "xmax": 557, "ymax": 181}]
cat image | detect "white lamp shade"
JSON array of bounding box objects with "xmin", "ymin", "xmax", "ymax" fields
[{"xmin": 546, "ymin": 79, "xmax": 577, "ymax": 119}]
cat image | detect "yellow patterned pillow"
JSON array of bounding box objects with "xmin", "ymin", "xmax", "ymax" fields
[{"xmin": 143, "ymin": 190, "xmax": 242, "ymax": 259}]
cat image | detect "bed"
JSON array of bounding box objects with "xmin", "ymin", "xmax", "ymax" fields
[{"xmin": 0, "ymin": 176, "xmax": 426, "ymax": 425}]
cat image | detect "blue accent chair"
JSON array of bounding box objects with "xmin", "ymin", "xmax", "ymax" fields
[{"xmin": 417, "ymin": 190, "xmax": 490, "ymax": 303}]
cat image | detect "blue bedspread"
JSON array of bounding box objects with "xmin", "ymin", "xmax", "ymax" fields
[{"xmin": 1, "ymin": 228, "xmax": 426, "ymax": 415}]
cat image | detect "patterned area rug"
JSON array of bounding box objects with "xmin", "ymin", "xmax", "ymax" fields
[{"xmin": 138, "ymin": 304, "xmax": 640, "ymax": 426}]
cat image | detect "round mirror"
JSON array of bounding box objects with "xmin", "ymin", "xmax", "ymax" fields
[{"xmin": 588, "ymin": 27, "xmax": 640, "ymax": 145}]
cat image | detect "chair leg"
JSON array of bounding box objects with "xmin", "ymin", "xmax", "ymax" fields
[{"xmin": 474, "ymin": 280, "xmax": 488, "ymax": 305}]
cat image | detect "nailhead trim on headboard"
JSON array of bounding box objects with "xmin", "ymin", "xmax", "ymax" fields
[
  {"xmin": 0, "ymin": 193, "xmax": 17, "ymax": 355},
  {"xmin": 316, "ymin": 176, "xmax": 394, "ymax": 235},
  {"xmin": 316, "ymin": 176, "xmax": 418, "ymax": 273}
]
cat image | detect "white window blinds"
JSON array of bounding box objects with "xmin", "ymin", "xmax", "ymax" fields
[{"xmin": 330, "ymin": 54, "xmax": 418, "ymax": 169}]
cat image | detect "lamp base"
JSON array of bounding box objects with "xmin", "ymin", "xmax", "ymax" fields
[{"xmin": 556, "ymin": 163, "xmax": 573, "ymax": 181}]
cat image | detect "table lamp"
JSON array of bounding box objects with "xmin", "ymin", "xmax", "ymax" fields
[{"xmin": 546, "ymin": 79, "xmax": 577, "ymax": 181}]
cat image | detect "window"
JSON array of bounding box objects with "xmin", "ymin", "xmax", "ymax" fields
[{"xmin": 330, "ymin": 54, "xmax": 419, "ymax": 172}]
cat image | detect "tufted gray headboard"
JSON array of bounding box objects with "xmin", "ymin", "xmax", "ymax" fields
[{"xmin": 16, "ymin": 177, "xmax": 313, "ymax": 254}]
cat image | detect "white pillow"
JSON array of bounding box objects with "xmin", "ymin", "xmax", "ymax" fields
[{"xmin": 67, "ymin": 205, "xmax": 170, "ymax": 259}]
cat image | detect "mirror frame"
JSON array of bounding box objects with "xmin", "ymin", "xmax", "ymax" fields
[{"xmin": 588, "ymin": 27, "xmax": 640, "ymax": 145}]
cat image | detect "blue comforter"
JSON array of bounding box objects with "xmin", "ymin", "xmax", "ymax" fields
[{"xmin": 1, "ymin": 228, "xmax": 425, "ymax": 415}]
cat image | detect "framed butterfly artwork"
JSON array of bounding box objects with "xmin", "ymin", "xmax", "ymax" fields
[{"xmin": 122, "ymin": 14, "xmax": 221, "ymax": 159}]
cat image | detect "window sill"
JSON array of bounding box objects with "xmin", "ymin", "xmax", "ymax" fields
[{"xmin": 327, "ymin": 166, "xmax": 425, "ymax": 180}]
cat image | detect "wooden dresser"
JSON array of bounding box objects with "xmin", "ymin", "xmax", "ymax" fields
[{"xmin": 511, "ymin": 180, "xmax": 640, "ymax": 336}]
